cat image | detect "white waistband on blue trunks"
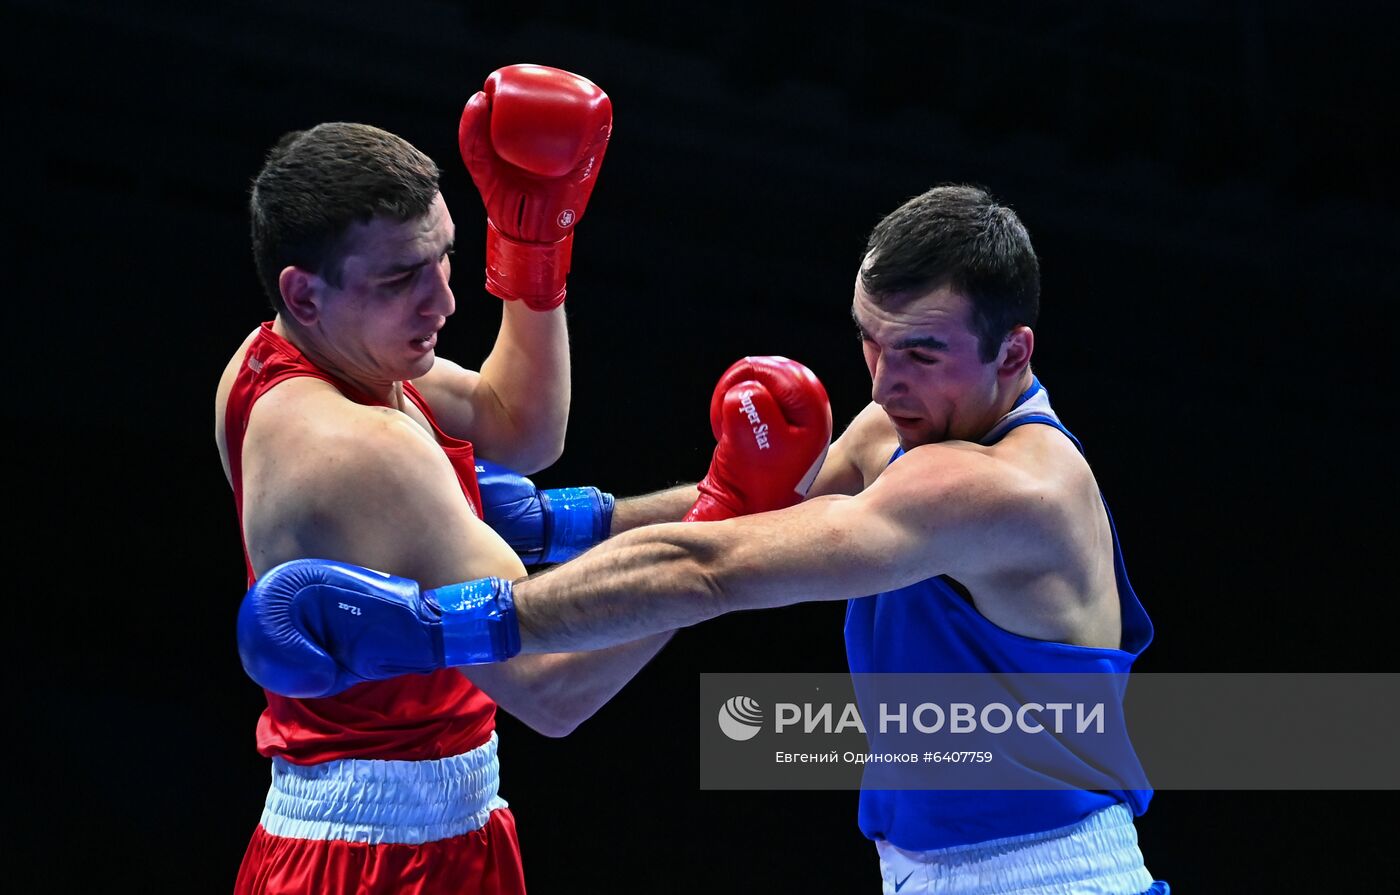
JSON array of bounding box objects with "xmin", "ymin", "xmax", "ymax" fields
[
  {"xmin": 259, "ymin": 731, "xmax": 508, "ymax": 845},
  {"xmin": 875, "ymin": 804, "xmax": 1155, "ymax": 895}
]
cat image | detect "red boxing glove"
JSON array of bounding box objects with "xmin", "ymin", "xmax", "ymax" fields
[
  {"xmin": 685, "ymin": 357, "xmax": 833, "ymax": 523},
  {"xmin": 459, "ymin": 64, "xmax": 612, "ymax": 311}
]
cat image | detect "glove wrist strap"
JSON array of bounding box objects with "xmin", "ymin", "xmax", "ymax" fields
[
  {"xmin": 539, "ymin": 487, "xmax": 613, "ymax": 564},
  {"xmin": 484, "ymin": 220, "xmax": 572, "ymax": 310},
  {"xmin": 428, "ymin": 577, "xmax": 522, "ymax": 665}
]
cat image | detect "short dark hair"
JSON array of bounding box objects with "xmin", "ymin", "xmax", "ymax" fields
[
  {"xmin": 249, "ymin": 122, "xmax": 441, "ymax": 315},
  {"xmin": 861, "ymin": 185, "xmax": 1040, "ymax": 362}
]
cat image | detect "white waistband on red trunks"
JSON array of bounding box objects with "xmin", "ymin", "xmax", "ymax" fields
[
  {"xmin": 875, "ymin": 804, "xmax": 1155, "ymax": 895},
  {"xmin": 259, "ymin": 732, "xmax": 508, "ymax": 845}
]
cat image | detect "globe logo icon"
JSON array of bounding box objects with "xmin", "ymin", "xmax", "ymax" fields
[{"xmin": 718, "ymin": 696, "xmax": 764, "ymax": 741}]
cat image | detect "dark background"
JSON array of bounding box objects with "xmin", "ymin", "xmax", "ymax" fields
[{"xmin": 15, "ymin": 0, "xmax": 1396, "ymax": 891}]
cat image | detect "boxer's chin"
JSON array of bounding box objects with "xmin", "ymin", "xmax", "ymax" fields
[
  {"xmin": 403, "ymin": 351, "xmax": 436, "ymax": 380},
  {"xmin": 895, "ymin": 431, "xmax": 925, "ymax": 451},
  {"xmin": 887, "ymin": 413, "xmax": 931, "ymax": 448},
  {"xmin": 902, "ymin": 424, "xmax": 951, "ymax": 450}
]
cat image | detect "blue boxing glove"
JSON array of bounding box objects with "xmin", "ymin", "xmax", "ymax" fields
[
  {"xmin": 237, "ymin": 559, "xmax": 519, "ymax": 699},
  {"xmin": 476, "ymin": 458, "xmax": 614, "ymax": 565}
]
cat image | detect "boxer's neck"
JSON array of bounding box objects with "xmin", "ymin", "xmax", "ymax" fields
[{"xmin": 272, "ymin": 315, "xmax": 405, "ymax": 408}]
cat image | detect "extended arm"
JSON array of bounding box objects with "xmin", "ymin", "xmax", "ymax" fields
[
  {"xmin": 513, "ymin": 494, "xmax": 899, "ymax": 651},
  {"xmin": 513, "ymin": 447, "xmax": 1042, "ymax": 651},
  {"xmin": 610, "ymin": 484, "xmax": 698, "ymax": 533},
  {"xmin": 476, "ymin": 459, "xmax": 695, "ymax": 565}
]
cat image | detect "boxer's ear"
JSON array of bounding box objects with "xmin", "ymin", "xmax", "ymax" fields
[
  {"xmin": 996, "ymin": 326, "xmax": 1034, "ymax": 378},
  {"xmin": 279, "ymin": 266, "xmax": 323, "ymax": 326}
]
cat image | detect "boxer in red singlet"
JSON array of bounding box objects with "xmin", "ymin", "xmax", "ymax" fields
[{"xmin": 213, "ymin": 69, "xmax": 688, "ymax": 895}]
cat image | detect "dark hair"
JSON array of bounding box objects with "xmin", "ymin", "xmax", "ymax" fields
[
  {"xmin": 249, "ymin": 122, "xmax": 441, "ymax": 315},
  {"xmin": 861, "ymin": 185, "xmax": 1040, "ymax": 362}
]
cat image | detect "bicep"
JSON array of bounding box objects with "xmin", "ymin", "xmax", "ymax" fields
[
  {"xmin": 708, "ymin": 492, "xmax": 928, "ymax": 609},
  {"xmin": 713, "ymin": 453, "xmax": 1034, "ymax": 609},
  {"xmin": 413, "ymin": 359, "xmax": 543, "ymax": 472},
  {"xmin": 412, "ymin": 358, "xmax": 486, "ymax": 441}
]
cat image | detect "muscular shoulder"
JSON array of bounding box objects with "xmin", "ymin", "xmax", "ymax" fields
[
  {"xmin": 872, "ymin": 441, "xmax": 1042, "ymax": 515},
  {"xmin": 247, "ymin": 379, "xmax": 445, "ymax": 497},
  {"xmin": 862, "ymin": 438, "xmax": 1069, "ymax": 578},
  {"xmin": 884, "ymin": 424, "xmax": 1110, "ymax": 587},
  {"xmin": 885, "ymin": 424, "xmax": 1120, "ymax": 646},
  {"xmin": 240, "ymin": 380, "xmax": 479, "ymax": 572}
]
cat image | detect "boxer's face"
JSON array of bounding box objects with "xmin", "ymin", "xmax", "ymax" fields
[
  {"xmin": 313, "ymin": 193, "xmax": 456, "ymax": 384},
  {"xmin": 853, "ymin": 276, "xmax": 1016, "ymax": 448}
]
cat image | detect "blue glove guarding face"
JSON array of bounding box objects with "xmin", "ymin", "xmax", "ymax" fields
[
  {"xmin": 237, "ymin": 559, "xmax": 519, "ymax": 699},
  {"xmin": 476, "ymin": 458, "xmax": 614, "ymax": 565}
]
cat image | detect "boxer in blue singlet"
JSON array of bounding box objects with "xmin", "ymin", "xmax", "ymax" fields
[
  {"xmin": 242, "ymin": 185, "xmax": 1170, "ymax": 893},
  {"xmin": 841, "ymin": 378, "xmax": 1162, "ymax": 894}
]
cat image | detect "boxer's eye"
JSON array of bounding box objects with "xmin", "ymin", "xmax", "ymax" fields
[
  {"xmin": 910, "ymin": 353, "xmax": 939, "ymax": 366},
  {"xmin": 381, "ymin": 265, "xmax": 421, "ymax": 287}
]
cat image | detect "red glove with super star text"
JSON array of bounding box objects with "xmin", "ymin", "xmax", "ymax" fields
[
  {"xmin": 459, "ymin": 64, "xmax": 612, "ymax": 310},
  {"xmin": 684, "ymin": 357, "xmax": 833, "ymax": 522}
]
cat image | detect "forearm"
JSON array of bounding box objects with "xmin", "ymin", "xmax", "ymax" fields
[
  {"xmin": 493, "ymin": 632, "xmax": 674, "ymax": 736},
  {"xmin": 515, "ymin": 523, "xmax": 728, "ymax": 652},
  {"xmin": 610, "ymin": 484, "xmax": 698, "ymax": 534},
  {"xmin": 477, "ymin": 301, "xmax": 570, "ymax": 471},
  {"xmin": 512, "ymin": 494, "xmax": 898, "ymax": 653}
]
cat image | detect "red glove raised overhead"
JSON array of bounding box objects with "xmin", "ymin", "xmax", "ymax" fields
[
  {"xmin": 685, "ymin": 357, "xmax": 833, "ymax": 523},
  {"xmin": 458, "ymin": 64, "xmax": 612, "ymax": 310}
]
